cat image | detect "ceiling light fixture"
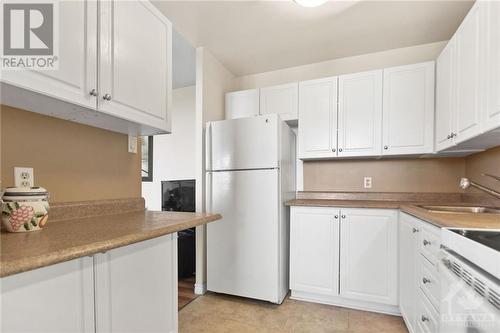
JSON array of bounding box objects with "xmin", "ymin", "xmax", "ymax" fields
[{"xmin": 294, "ymin": 0, "xmax": 329, "ymax": 8}]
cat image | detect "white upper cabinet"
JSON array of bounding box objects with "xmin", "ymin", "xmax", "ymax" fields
[
  {"xmin": 382, "ymin": 62, "xmax": 435, "ymax": 155},
  {"xmin": 484, "ymin": 0, "xmax": 500, "ymax": 132},
  {"xmin": 259, "ymin": 83, "xmax": 298, "ymax": 121},
  {"xmin": 338, "ymin": 70, "xmax": 382, "ymax": 157},
  {"xmin": 290, "ymin": 206, "xmax": 340, "ymax": 297},
  {"xmin": 298, "ymin": 77, "xmax": 338, "ymax": 159},
  {"xmin": 0, "ymin": 0, "xmax": 172, "ymax": 135},
  {"xmin": 454, "ymin": 3, "xmax": 484, "ymax": 143},
  {"xmin": 99, "ymin": 0, "xmax": 172, "ymax": 132},
  {"xmin": 225, "ymin": 89, "xmax": 260, "ymax": 119},
  {"xmin": 339, "ymin": 208, "xmax": 398, "ymax": 306},
  {"xmin": 1, "ymin": 0, "xmax": 97, "ymax": 110},
  {"xmin": 435, "ymin": 41, "xmax": 456, "ymax": 151}
]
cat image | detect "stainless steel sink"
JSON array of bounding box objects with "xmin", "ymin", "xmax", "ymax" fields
[{"xmin": 419, "ymin": 205, "xmax": 500, "ymax": 214}]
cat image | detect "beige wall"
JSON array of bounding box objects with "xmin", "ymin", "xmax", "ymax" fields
[
  {"xmin": 303, "ymin": 147, "xmax": 500, "ymax": 193},
  {"xmin": 232, "ymin": 41, "xmax": 447, "ymax": 90},
  {"xmin": 465, "ymin": 146, "xmax": 500, "ymax": 193},
  {"xmin": 1, "ymin": 105, "xmax": 141, "ymax": 202}
]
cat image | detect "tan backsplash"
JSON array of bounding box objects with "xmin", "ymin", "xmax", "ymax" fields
[
  {"xmin": 1, "ymin": 105, "xmax": 141, "ymax": 202},
  {"xmin": 303, "ymin": 147, "xmax": 500, "ymax": 193},
  {"xmin": 303, "ymin": 157, "xmax": 466, "ymax": 193}
]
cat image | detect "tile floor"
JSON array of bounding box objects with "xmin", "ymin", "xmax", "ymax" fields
[{"xmin": 179, "ymin": 292, "xmax": 409, "ymax": 333}]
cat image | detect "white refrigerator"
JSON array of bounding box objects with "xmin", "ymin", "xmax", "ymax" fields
[{"xmin": 205, "ymin": 114, "xmax": 296, "ymax": 304}]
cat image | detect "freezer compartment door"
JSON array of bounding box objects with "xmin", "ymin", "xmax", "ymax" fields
[
  {"xmin": 206, "ymin": 114, "xmax": 279, "ymax": 171},
  {"xmin": 206, "ymin": 169, "xmax": 279, "ymax": 302}
]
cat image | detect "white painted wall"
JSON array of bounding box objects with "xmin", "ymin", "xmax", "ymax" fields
[{"xmin": 142, "ymin": 86, "xmax": 196, "ymax": 211}]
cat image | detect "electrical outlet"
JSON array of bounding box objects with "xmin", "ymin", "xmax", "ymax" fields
[
  {"xmin": 128, "ymin": 135, "xmax": 137, "ymax": 154},
  {"xmin": 14, "ymin": 167, "xmax": 34, "ymax": 188},
  {"xmin": 364, "ymin": 177, "xmax": 372, "ymax": 189}
]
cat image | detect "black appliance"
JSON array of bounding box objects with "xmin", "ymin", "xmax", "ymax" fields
[{"xmin": 162, "ymin": 180, "xmax": 196, "ymax": 279}]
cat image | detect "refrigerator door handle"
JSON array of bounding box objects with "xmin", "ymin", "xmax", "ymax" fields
[
  {"xmin": 205, "ymin": 172, "xmax": 212, "ymax": 213},
  {"xmin": 205, "ymin": 122, "xmax": 212, "ymax": 171}
]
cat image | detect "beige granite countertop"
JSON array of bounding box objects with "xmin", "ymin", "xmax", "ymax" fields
[
  {"xmin": 286, "ymin": 192, "xmax": 500, "ymax": 230},
  {"xmin": 1, "ymin": 210, "xmax": 221, "ymax": 277}
]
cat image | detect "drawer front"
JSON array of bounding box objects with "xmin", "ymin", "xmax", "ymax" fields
[
  {"xmin": 419, "ymin": 225, "xmax": 440, "ymax": 265},
  {"xmin": 419, "ymin": 254, "xmax": 440, "ymax": 311},
  {"xmin": 416, "ymin": 288, "xmax": 439, "ymax": 333}
]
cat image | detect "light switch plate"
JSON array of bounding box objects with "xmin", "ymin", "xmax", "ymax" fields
[
  {"xmin": 14, "ymin": 167, "xmax": 34, "ymax": 187},
  {"xmin": 128, "ymin": 135, "xmax": 137, "ymax": 154},
  {"xmin": 364, "ymin": 177, "xmax": 372, "ymax": 189}
]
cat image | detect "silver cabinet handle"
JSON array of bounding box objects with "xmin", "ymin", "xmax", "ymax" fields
[
  {"xmin": 422, "ymin": 277, "xmax": 431, "ymax": 284},
  {"xmin": 421, "ymin": 315, "xmax": 429, "ymax": 322},
  {"xmin": 451, "ymin": 133, "xmax": 457, "ymax": 138},
  {"xmin": 384, "ymin": 145, "xmax": 388, "ymax": 150},
  {"xmin": 103, "ymin": 93, "xmax": 112, "ymax": 101},
  {"xmin": 89, "ymin": 89, "xmax": 98, "ymax": 97},
  {"xmin": 423, "ymin": 239, "xmax": 431, "ymax": 246},
  {"xmin": 412, "ymin": 227, "xmax": 419, "ymax": 233},
  {"xmin": 332, "ymin": 148, "xmax": 336, "ymax": 152},
  {"xmin": 338, "ymin": 148, "xmax": 343, "ymax": 152},
  {"xmin": 341, "ymin": 215, "xmax": 346, "ymax": 219}
]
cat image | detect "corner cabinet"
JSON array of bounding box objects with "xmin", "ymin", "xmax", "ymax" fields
[
  {"xmin": 1, "ymin": 0, "xmax": 172, "ymax": 135},
  {"xmin": 298, "ymin": 77, "xmax": 338, "ymax": 159},
  {"xmin": 1, "ymin": 234, "xmax": 178, "ymax": 333},
  {"xmin": 382, "ymin": 62, "xmax": 434, "ymax": 155},
  {"xmin": 259, "ymin": 83, "xmax": 298, "ymax": 122},
  {"xmin": 290, "ymin": 206, "xmax": 399, "ymax": 314}
]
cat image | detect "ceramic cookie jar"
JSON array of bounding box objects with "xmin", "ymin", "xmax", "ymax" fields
[{"xmin": 2, "ymin": 187, "xmax": 50, "ymax": 232}]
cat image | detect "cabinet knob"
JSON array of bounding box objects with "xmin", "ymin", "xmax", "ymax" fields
[
  {"xmin": 447, "ymin": 134, "xmax": 452, "ymax": 139},
  {"xmin": 412, "ymin": 227, "xmax": 419, "ymax": 233},
  {"xmin": 422, "ymin": 277, "xmax": 431, "ymax": 284},
  {"xmin": 338, "ymin": 148, "xmax": 343, "ymax": 152},
  {"xmin": 421, "ymin": 315, "xmax": 430, "ymax": 322},
  {"xmin": 332, "ymin": 148, "xmax": 336, "ymax": 152},
  {"xmin": 334, "ymin": 215, "xmax": 339, "ymax": 219},
  {"xmin": 341, "ymin": 214, "xmax": 346, "ymax": 219},
  {"xmin": 451, "ymin": 132, "xmax": 457, "ymax": 138},
  {"xmin": 89, "ymin": 89, "xmax": 98, "ymax": 97},
  {"xmin": 103, "ymin": 93, "xmax": 112, "ymax": 101},
  {"xmin": 384, "ymin": 145, "xmax": 388, "ymax": 150},
  {"xmin": 423, "ymin": 239, "xmax": 431, "ymax": 246}
]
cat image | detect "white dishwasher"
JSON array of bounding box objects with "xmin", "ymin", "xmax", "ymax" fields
[{"xmin": 440, "ymin": 229, "xmax": 500, "ymax": 333}]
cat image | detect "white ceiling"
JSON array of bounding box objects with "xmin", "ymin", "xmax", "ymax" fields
[
  {"xmin": 154, "ymin": 0, "xmax": 474, "ymax": 76},
  {"xmin": 172, "ymin": 29, "xmax": 196, "ymax": 89}
]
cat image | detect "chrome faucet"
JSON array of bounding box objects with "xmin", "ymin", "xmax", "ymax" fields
[{"xmin": 460, "ymin": 176, "xmax": 500, "ymax": 199}]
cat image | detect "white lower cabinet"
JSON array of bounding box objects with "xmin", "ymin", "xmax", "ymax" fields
[
  {"xmin": 1, "ymin": 234, "xmax": 178, "ymax": 333},
  {"xmin": 399, "ymin": 212, "xmax": 441, "ymax": 333},
  {"xmin": 1, "ymin": 257, "xmax": 95, "ymax": 333},
  {"xmin": 339, "ymin": 208, "xmax": 398, "ymax": 305},
  {"xmin": 290, "ymin": 206, "xmax": 399, "ymax": 314}
]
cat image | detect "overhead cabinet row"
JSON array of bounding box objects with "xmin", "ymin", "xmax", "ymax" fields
[
  {"xmin": 435, "ymin": 0, "xmax": 500, "ymax": 153},
  {"xmin": 1, "ymin": 0, "xmax": 172, "ymax": 135}
]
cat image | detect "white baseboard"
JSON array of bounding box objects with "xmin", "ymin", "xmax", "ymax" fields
[
  {"xmin": 291, "ymin": 290, "xmax": 401, "ymax": 316},
  {"xmin": 194, "ymin": 283, "xmax": 207, "ymax": 295}
]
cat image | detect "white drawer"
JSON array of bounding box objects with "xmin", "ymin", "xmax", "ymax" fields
[
  {"xmin": 416, "ymin": 288, "xmax": 439, "ymax": 333},
  {"xmin": 419, "ymin": 254, "xmax": 440, "ymax": 311},
  {"xmin": 419, "ymin": 225, "xmax": 440, "ymax": 265}
]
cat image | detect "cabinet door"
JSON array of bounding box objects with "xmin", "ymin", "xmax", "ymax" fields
[
  {"xmin": 94, "ymin": 234, "xmax": 177, "ymax": 333},
  {"xmin": 1, "ymin": 257, "xmax": 94, "ymax": 333},
  {"xmin": 259, "ymin": 83, "xmax": 298, "ymax": 121},
  {"xmin": 435, "ymin": 41, "xmax": 456, "ymax": 151},
  {"xmin": 298, "ymin": 77, "xmax": 338, "ymax": 159},
  {"xmin": 99, "ymin": 0, "xmax": 172, "ymax": 132},
  {"xmin": 454, "ymin": 3, "xmax": 483, "ymax": 143},
  {"xmin": 399, "ymin": 213, "xmax": 420, "ymax": 333},
  {"xmin": 290, "ymin": 206, "xmax": 340, "ymax": 296},
  {"xmin": 338, "ymin": 70, "xmax": 382, "ymax": 157},
  {"xmin": 484, "ymin": 1, "xmax": 500, "ymax": 131},
  {"xmin": 0, "ymin": 0, "xmax": 97, "ymax": 109},
  {"xmin": 339, "ymin": 208, "xmax": 398, "ymax": 305},
  {"xmin": 225, "ymin": 89, "xmax": 260, "ymax": 119},
  {"xmin": 382, "ymin": 62, "xmax": 435, "ymax": 155}
]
